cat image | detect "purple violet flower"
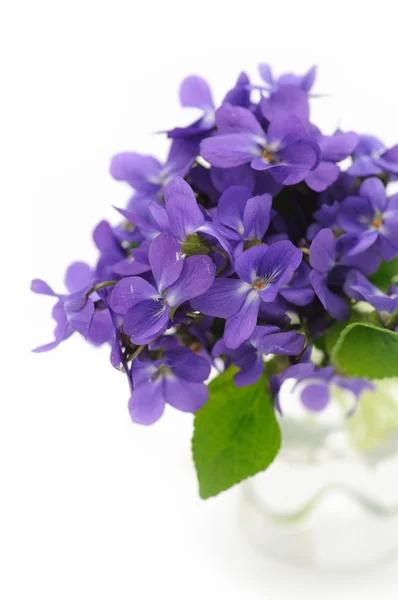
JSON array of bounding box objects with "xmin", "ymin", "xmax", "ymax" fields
[
  {"xmin": 168, "ymin": 76, "xmax": 216, "ymax": 138},
  {"xmin": 31, "ymin": 262, "xmax": 113, "ymax": 352},
  {"xmin": 344, "ymin": 270, "xmax": 398, "ymax": 316},
  {"xmin": 337, "ymin": 177, "xmax": 398, "ymax": 260},
  {"xmin": 109, "ymin": 233, "xmax": 215, "ymax": 345},
  {"xmin": 348, "ymin": 135, "xmax": 398, "ymax": 177},
  {"xmin": 192, "ymin": 241, "xmax": 302, "ymax": 348},
  {"xmin": 110, "ymin": 139, "xmax": 198, "ymax": 198},
  {"xmin": 215, "ymin": 185, "xmax": 272, "ymax": 250},
  {"xmin": 129, "ymin": 348, "xmax": 211, "ymax": 425},
  {"xmin": 200, "ymin": 103, "xmax": 321, "ymax": 185}
]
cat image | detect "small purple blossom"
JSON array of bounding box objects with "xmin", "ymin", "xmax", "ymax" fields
[
  {"xmin": 129, "ymin": 348, "xmax": 211, "ymax": 425},
  {"xmin": 200, "ymin": 104, "xmax": 321, "ymax": 185},
  {"xmin": 31, "ymin": 262, "xmax": 113, "ymax": 352},
  {"xmin": 110, "ymin": 139, "xmax": 198, "ymax": 198},
  {"xmin": 109, "ymin": 233, "xmax": 215, "ymax": 345},
  {"xmin": 348, "ymin": 135, "xmax": 398, "ymax": 177},
  {"xmin": 192, "ymin": 241, "xmax": 302, "ymax": 348},
  {"xmin": 344, "ymin": 270, "xmax": 398, "ymax": 316},
  {"xmin": 337, "ymin": 177, "xmax": 398, "ymax": 260}
]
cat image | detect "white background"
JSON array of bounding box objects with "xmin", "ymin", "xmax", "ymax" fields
[{"xmin": 2, "ymin": 0, "xmax": 398, "ymax": 597}]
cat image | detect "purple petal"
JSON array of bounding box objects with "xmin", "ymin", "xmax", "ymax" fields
[
  {"xmin": 165, "ymin": 139, "xmax": 198, "ymax": 179},
  {"xmin": 124, "ymin": 300, "xmax": 169, "ymax": 344},
  {"xmin": 180, "ymin": 75, "xmax": 214, "ymax": 110},
  {"xmin": 131, "ymin": 359, "xmax": 158, "ymax": 388},
  {"xmin": 191, "ymin": 278, "xmax": 251, "ymax": 318},
  {"xmin": 66, "ymin": 298, "xmax": 95, "ymax": 337},
  {"xmin": 379, "ymin": 235, "xmax": 398, "ymax": 261},
  {"xmin": 348, "ymin": 156, "xmax": 382, "ymax": 177},
  {"xmin": 32, "ymin": 301, "xmax": 72, "ymax": 352},
  {"xmin": 261, "ymin": 85, "xmax": 309, "ymax": 123},
  {"xmin": 278, "ymin": 139, "xmax": 320, "ymax": 171},
  {"xmin": 211, "ymin": 165, "xmax": 255, "ymax": 194},
  {"xmin": 258, "ymin": 330, "xmax": 305, "ymax": 356},
  {"xmin": 337, "ymin": 196, "xmax": 373, "ymax": 234},
  {"xmin": 109, "ymin": 277, "xmax": 159, "ymax": 315},
  {"xmin": 279, "ymin": 285, "xmax": 315, "ymax": 305},
  {"xmin": 301, "ymin": 66, "xmax": 317, "ymax": 92},
  {"xmin": 257, "ymin": 241, "xmax": 302, "ymax": 301},
  {"xmin": 165, "ymin": 255, "xmax": 215, "ymax": 307},
  {"xmin": 217, "ymin": 185, "xmax": 252, "ymax": 233},
  {"xmin": 200, "ymin": 133, "xmax": 261, "ymax": 168},
  {"xmin": 340, "ymin": 231, "xmax": 379, "ymax": 257},
  {"xmin": 234, "ymin": 354, "xmax": 264, "ymax": 387},
  {"xmin": 166, "ymin": 349, "xmax": 211, "ymax": 382},
  {"xmin": 148, "ymin": 202, "xmax": 170, "ymax": 233},
  {"xmin": 112, "ymin": 255, "xmax": 150, "ymax": 277},
  {"xmin": 380, "ymin": 144, "xmax": 398, "ymax": 164},
  {"xmin": 64, "ymin": 262, "xmax": 94, "ymax": 294},
  {"xmin": 224, "ymin": 292, "xmax": 260, "ymax": 349},
  {"xmin": 93, "ymin": 220, "xmax": 120, "ymax": 252},
  {"xmin": 215, "ymin": 103, "xmax": 264, "ymax": 136},
  {"xmin": 243, "ymin": 193, "xmax": 272, "ymax": 239},
  {"xmin": 360, "ymin": 177, "xmax": 388, "ymax": 212},
  {"xmin": 258, "ymin": 63, "xmax": 273, "ymax": 86},
  {"xmin": 148, "ymin": 233, "xmax": 184, "ymax": 294},
  {"xmin": 310, "ymin": 228, "xmax": 336, "ymax": 272},
  {"xmin": 162, "ymin": 377, "xmax": 208, "ymax": 413},
  {"xmin": 235, "ymin": 244, "xmax": 269, "ymax": 283},
  {"xmin": 222, "ymin": 71, "xmax": 251, "ymax": 108},
  {"xmin": 128, "ymin": 380, "xmax": 166, "ymax": 425},
  {"xmin": 319, "ymin": 132, "xmax": 359, "ymax": 162},
  {"xmin": 305, "ymin": 162, "xmax": 340, "ymax": 192},
  {"xmin": 310, "ymin": 271, "xmax": 348, "ymax": 320},
  {"xmin": 164, "ymin": 177, "xmax": 204, "ymax": 240},
  {"xmin": 31, "ymin": 279, "xmax": 57, "ymax": 296},
  {"xmin": 267, "ymin": 114, "xmax": 308, "ymax": 147},
  {"xmin": 87, "ymin": 309, "xmax": 114, "ymax": 346},
  {"xmin": 109, "ymin": 152, "xmax": 162, "ymax": 193},
  {"xmin": 344, "ymin": 270, "xmax": 397, "ymax": 313}
]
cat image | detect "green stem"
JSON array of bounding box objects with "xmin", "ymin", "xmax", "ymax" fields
[
  {"xmin": 210, "ymin": 245, "xmax": 230, "ymax": 276},
  {"xmin": 86, "ymin": 280, "xmax": 119, "ymax": 297},
  {"xmin": 130, "ymin": 344, "xmax": 145, "ymax": 361}
]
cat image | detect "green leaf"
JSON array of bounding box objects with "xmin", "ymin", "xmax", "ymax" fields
[
  {"xmin": 332, "ymin": 322, "xmax": 398, "ymax": 379},
  {"xmin": 369, "ymin": 256, "xmax": 398, "ymax": 292},
  {"xmin": 192, "ymin": 367, "xmax": 281, "ymax": 499},
  {"xmin": 323, "ymin": 309, "xmax": 379, "ymax": 356}
]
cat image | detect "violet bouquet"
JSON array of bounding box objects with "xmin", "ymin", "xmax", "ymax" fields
[{"xmin": 32, "ymin": 64, "xmax": 398, "ymax": 498}]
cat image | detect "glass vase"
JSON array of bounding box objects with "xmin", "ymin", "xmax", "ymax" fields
[{"xmin": 239, "ymin": 380, "xmax": 398, "ymax": 570}]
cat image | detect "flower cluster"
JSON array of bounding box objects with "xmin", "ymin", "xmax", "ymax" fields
[{"xmin": 32, "ymin": 63, "xmax": 398, "ymax": 427}]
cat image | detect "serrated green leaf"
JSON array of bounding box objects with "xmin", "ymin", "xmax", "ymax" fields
[
  {"xmin": 192, "ymin": 367, "xmax": 281, "ymax": 499},
  {"xmin": 332, "ymin": 322, "xmax": 398, "ymax": 379},
  {"xmin": 369, "ymin": 256, "xmax": 398, "ymax": 292}
]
